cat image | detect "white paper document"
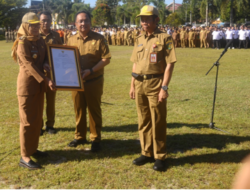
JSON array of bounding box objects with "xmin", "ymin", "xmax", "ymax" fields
[{"xmin": 51, "ymin": 48, "xmax": 80, "ymax": 87}]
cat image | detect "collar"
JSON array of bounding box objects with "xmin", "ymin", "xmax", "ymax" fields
[
  {"xmin": 77, "ymin": 30, "xmax": 94, "ymax": 40},
  {"xmin": 39, "ymin": 29, "xmax": 52, "ymax": 37},
  {"xmin": 143, "ymin": 28, "xmax": 161, "ymax": 38}
]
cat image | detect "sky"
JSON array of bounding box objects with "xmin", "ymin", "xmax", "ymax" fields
[{"xmin": 26, "ymin": 0, "xmax": 183, "ymax": 7}]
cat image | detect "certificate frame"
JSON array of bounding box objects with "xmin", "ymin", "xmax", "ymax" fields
[{"xmin": 47, "ymin": 44, "xmax": 84, "ymax": 91}]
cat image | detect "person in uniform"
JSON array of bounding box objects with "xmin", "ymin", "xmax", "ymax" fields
[
  {"xmin": 180, "ymin": 27, "xmax": 186, "ymax": 48},
  {"xmin": 121, "ymin": 28, "xmax": 124, "ymax": 45},
  {"xmin": 172, "ymin": 29, "xmax": 178, "ymax": 48},
  {"xmin": 130, "ymin": 5, "xmax": 176, "ymax": 171},
  {"xmin": 124, "ymin": 28, "xmax": 129, "ymax": 46},
  {"xmin": 14, "ymin": 30, "xmax": 17, "ymax": 41},
  {"xmin": 116, "ymin": 27, "xmax": 121, "ymax": 46},
  {"xmin": 111, "ymin": 28, "xmax": 116, "ymax": 45},
  {"xmin": 189, "ymin": 29, "xmax": 195, "ymax": 48},
  {"xmin": 184, "ymin": 28, "xmax": 189, "ymax": 47},
  {"xmin": 11, "ymin": 12, "xmax": 56, "ymax": 170},
  {"xmin": 39, "ymin": 11, "xmax": 63, "ymax": 135},
  {"xmin": 200, "ymin": 27, "xmax": 207, "ymax": 48},
  {"xmin": 67, "ymin": 11, "xmax": 111, "ymax": 152}
]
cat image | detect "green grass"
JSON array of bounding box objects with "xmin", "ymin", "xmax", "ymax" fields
[{"xmin": 0, "ymin": 40, "xmax": 250, "ymax": 189}]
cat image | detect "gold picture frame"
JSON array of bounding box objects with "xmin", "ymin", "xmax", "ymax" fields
[{"xmin": 47, "ymin": 44, "xmax": 84, "ymax": 91}]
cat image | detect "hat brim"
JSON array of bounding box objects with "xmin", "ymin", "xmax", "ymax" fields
[
  {"xmin": 28, "ymin": 20, "xmax": 40, "ymax": 24},
  {"xmin": 136, "ymin": 13, "xmax": 154, "ymax": 18}
]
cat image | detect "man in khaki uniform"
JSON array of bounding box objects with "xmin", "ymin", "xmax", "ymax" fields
[
  {"xmin": 133, "ymin": 28, "xmax": 138, "ymax": 44},
  {"xmin": 121, "ymin": 29, "xmax": 124, "ymax": 45},
  {"xmin": 124, "ymin": 28, "xmax": 129, "ymax": 46},
  {"xmin": 180, "ymin": 27, "xmax": 186, "ymax": 48},
  {"xmin": 189, "ymin": 29, "xmax": 195, "ymax": 48},
  {"xmin": 130, "ymin": 5, "xmax": 176, "ymax": 171},
  {"xmin": 67, "ymin": 11, "xmax": 111, "ymax": 152},
  {"xmin": 200, "ymin": 27, "xmax": 207, "ymax": 48},
  {"xmin": 39, "ymin": 11, "xmax": 63, "ymax": 135},
  {"xmin": 116, "ymin": 28, "xmax": 121, "ymax": 45},
  {"xmin": 111, "ymin": 29, "xmax": 116, "ymax": 45}
]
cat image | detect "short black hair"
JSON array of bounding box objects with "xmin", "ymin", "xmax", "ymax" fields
[
  {"xmin": 39, "ymin": 11, "xmax": 52, "ymax": 19},
  {"xmin": 75, "ymin": 11, "xmax": 92, "ymax": 23}
]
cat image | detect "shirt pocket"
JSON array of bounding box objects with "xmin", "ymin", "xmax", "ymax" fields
[
  {"xmin": 155, "ymin": 45, "xmax": 163, "ymax": 62},
  {"xmin": 136, "ymin": 46, "xmax": 144, "ymax": 61},
  {"xmin": 88, "ymin": 43, "xmax": 99, "ymax": 55}
]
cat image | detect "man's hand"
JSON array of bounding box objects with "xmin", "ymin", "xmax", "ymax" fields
[
  {"xmin": 43, "ymin": 63, "xmax": 50, "ymax": 72},
  {"xmin": 46, "ymin": 77, "xmax": 56, "ymax": 91},
  {"xmin": 158, "ymin": 89, "xmax": 169, "ymax": 102},
  {"xmin": 129, "ymin": 86, "xmax": 135, "ymax": 99},
  {"xmin": 81, "ymin": 69, "xmax": 91, "ymax": 79}
]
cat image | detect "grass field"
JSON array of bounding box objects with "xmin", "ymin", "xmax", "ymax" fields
[{"xmin": 0, "ymin": 40, "xmax": 250, "ymax": 189}]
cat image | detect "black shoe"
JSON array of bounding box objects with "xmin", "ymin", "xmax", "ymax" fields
[
  {"xmin": 19, "ymin": 158, "xmax": 41, "ymax": 170},
  {"xmin": 46, "ymin": 126, "xmax": 57, "ymax": 134},
  {"xmin": 133, "ymin": 155, "xmax": 155, "ymax": 166},
  {"xmin": 40, "ymin": 129, "xmax": 44, "ymax": 136},
  {"xmin": 32, "ymin": 150, "xmax": 48, "ymax": 158},
  {"xmin": 68, "ymin": 139, "xmax": 87, "ymax": 147},
  {"xmin": 91, "ymin": 142, "xmax": 101, "ymax": 152},
  {"xmin": 153, "ymin": 159, "xmax": 166, "ymax": 171}
]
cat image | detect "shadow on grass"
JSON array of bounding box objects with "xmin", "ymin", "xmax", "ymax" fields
[
  {"xmin": 55, "ymin": 123, "xmax": 209, "ymax": 133},
  {"xmin": 37, "ymin": 133, "xmax": 250, "ymax": 166},
  {"xmin": 167, "ymin": 150, "xmax": 250, "ymax": 168}
]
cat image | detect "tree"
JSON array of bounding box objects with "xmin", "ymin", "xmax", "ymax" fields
[
  {"xmin": 92, "ymin": 3, "xmax": 112, "ymax": 26},
  {"xmin": 0, "ymin": 0, "xmax": 28, "ymax": 29},
  {"xmin": 116, "ymin": 5, "xmax": 131, "ymax": 25},
  {"xmin": 54, "ymin": 0, "xmax": 73, "ymax": 28},
  {"xmin": 68, "ymin": 2, "xmax": 92, "ymax": 23},
  {"xmin": 165, "ymin": 12, "xmax": 184, "ymax": 27},
  {"xmin": 148, "ymin": 0, "xmax": 167, "ymax": 26}
]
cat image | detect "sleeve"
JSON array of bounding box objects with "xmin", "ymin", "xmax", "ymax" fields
[
  {"xmin": 17, "ymin": 39, "xmax": 46, "ymax": 83},
  {"xmin": 99, "ymin": 37, "xmax": 111, "ymax": 59},
  {"xmin": 130, "ymin": 38, "xmax": 138, "ymax": 63},
  {"xmin": 164, "ymin": 36, "xmax": 177, "ymax": 65}
]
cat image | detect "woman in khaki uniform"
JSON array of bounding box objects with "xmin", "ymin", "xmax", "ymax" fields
[{"xmin": 11, "ymin": 12, "xmax": 56, "ymax": 170}]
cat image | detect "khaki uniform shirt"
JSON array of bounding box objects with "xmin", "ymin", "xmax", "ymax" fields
[
  {"xmin": 67, "ymin": 31, "xmax": 111, "ymax": 80},
  {"xmin": 189, "ymin": 32, "xmax": 195, "ymax": 40},
  {"xmin": 180, "ymin": 30, "xmax": 186, "ymax": 39},
  {"xmin": 130, "ymin": 28, "xmax": 177, "ymax": 75},
  {"xmin": 40, "ymin": 30, "xmax": 62, "ymax": 45},
  {"xmin": 172, "ymin": 32, "xmax": 177, "ymax": 40},
  {"xmin": 200, "ymin": 30, "xmax": 206, "ymax": 39},
  {"xmin": 116, "ymin": 31, "xmax": 121, "ymax": 38},
  {"xmin": 17, "ymin": 37, "xmax": 47, "ymax": 95},
  {"xmin": 124, "ymin": 31, "xmax": 128, "ymax": 39}
]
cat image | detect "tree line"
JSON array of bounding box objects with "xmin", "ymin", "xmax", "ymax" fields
[{"xmin": 1, "ymin": 0, "xmax": 250, "ymax": 30}]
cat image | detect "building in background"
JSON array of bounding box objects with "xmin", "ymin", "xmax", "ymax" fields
[
  {"xmin": 166, "ymin": 3, "xmax": 182, "ymax": 12},
  {"xmin": 30, "ymin": 0, "xmax": 42, "ymax": 13}
]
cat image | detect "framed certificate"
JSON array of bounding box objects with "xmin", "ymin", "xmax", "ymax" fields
[{"xmin": 47, "ymin": 44, "xmax": 84, "ymax": 91}]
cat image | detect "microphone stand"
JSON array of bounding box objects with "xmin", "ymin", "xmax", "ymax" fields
[{"xmin": 206, "ymin": 44, "xmax": 231, "ymax": 134}]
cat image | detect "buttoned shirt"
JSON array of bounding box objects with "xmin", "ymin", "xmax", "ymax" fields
[
  {"xmin": 239, "ymin": 30, "xmax": 247, "ymax": 40},
  {"xmin": 130, "ymin": 28, "xmax": 176, "ymax": 75},
  {"xmin": 67, "ymin": 31, "xmax": 111, "ymax": 80}
]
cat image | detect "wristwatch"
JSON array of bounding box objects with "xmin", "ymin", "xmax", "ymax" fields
[{"xmin": 161, "ymin": 86, "xmax": 168, "ymax": 91}]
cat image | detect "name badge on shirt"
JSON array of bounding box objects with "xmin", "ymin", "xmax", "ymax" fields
[{"xmin": 150, "ymin": 52, "xmax": 157, "ymax": 63}]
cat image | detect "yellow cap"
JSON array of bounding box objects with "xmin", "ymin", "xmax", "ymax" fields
[
  {"xmin": 136, "ymin": 5, "xmax": 159, "ymax": 18},
  {"xmin": 22, "ymin": 12, "xmax": 40, "ymax": 24}
]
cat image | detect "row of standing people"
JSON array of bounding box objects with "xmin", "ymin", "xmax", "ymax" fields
[{"xmin": 5, "ymin": 30, "xmax": 18, "ymax": 43}]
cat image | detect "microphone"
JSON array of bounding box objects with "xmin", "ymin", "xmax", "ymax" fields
[{"xmin": 221, "ymin": 40, "xmax": 233, "ymax": 57}]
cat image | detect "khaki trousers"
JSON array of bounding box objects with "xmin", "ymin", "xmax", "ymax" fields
[
  {"xmin": 18, "ymin": 93, "xmax": 44, "ymax": 157},
  {"xmin": 72, "ymin": 77, "xmax": 103, "ymax": 142},
  {"xmin": 135, "ymin": 77, "xmax": 167, "ymax": 160},
  {"xmin": 124, "ymin": 39, "xmax": 130, "ymax": 46},
  {"xmin": 189, "ymin": 39, "xmax": 195, "ymax": 48},
  {"xmin": 181, "ymin": 38, "xmax": 185, "ymax": 48},
  {"xmin": 116, "ymin": 38, "xmax": 121, "ymax": 46},
  {"xmin": 111, "ymin": 38, "xmax": 116, "ymax": 45},
  {"xmin": 200, "ymin": 39, "xmax": 207, "ymax": 48},
  {"xmin": 43, "ymin": 88, "xmax": 56, "ymax": 127}
]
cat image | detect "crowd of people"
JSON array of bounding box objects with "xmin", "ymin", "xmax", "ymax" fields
[{"xmin": 7, "ymin": 24, "xmax": 250, "ymax": 50}]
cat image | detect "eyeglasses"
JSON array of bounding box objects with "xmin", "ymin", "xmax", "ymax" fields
[{"xmin": 75, "ymin": 20, "xmax": 90, "ymax": 24}]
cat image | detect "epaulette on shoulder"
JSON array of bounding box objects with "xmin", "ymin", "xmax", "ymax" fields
[{"xmin": 136, "ymin": 34, "xmax": 143, "ymax": 39}]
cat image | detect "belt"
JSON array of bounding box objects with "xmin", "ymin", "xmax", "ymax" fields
[
  {"xmin": 132, "ymin": 73, "xmax": 163, "ymax": 80},
  {"xmin": 85, "ymin": 75, "xmax": 103, "ymax": 83}
]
